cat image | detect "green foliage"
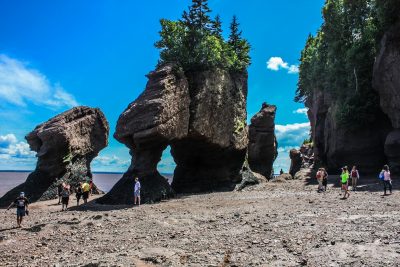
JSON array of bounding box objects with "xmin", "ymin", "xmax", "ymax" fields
[
  {"xmin": 155, "ymin": 0, "xmax": 251, "ymax": 72},
  {"xmin": 296, "ymin": 0, "xmax": 396, "ymax": 129},
  {"xmin": 234, "ymin": 118, "xmax": 246, "ymax": 135}
]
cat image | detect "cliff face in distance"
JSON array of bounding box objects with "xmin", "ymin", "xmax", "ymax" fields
[
  {"xmin": 297, "ymin": 1, "xmax": 400, "ymax": 174},
  {"xmin": 99, "ymin": 64, "xmax": 249, "ymax": 205},
  {"xmin": 0, "ymin": 106, "xmax": 109, "ymax": 206}
]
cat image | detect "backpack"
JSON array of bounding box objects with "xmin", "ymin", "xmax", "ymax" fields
[{"xmin": 378, "ymin": 171, "xmax": 385, "ymax": 180}]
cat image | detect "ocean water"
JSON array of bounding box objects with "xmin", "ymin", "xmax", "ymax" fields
[{"xmin": 0, "ymin": 171, "xmax": 173, "ymax": 198}]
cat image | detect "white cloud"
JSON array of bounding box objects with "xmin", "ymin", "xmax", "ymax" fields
[
  {"xmin": 266, "ymin": 56, "xmax": 299, "ymax": 74},
  {"xmin": 288, "ymin": 64, "xmax": 299, "ymax": 74},
  {"xmin": 267, "ymin": 57, "xmax": 288, "ymax": 71},
  {"xmin": 0, "ymin": 134, "xmax": 18, "ymax": 147},
  {"xmin": 0, "ymin": 134, "xmax": 35, "ymax": 158},
  {"xmin": 293, "ymin": 108, "xmax": 308, "ymax": 115},
  {"xmin": 0, "ymin": 54, "xmax": 78, "ymax": 109},
  {"xmin": 273, "ymin": 122, "xmax": 311, "ymax": 173},
  {"xmin": 93, "ymin": 155, "xmax": 130, "ymax": 167}
]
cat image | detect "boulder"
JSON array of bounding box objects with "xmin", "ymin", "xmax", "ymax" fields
[
  {"xmin": 248, "ymin": 103, "xmax": 277, "ymax": 179},
  {"xmin": 234, "ymin": 167, "xmax": 267, "ymax": 191},
  {"xmin": 0, "ymin": 106, "xmax": 109, "ymax": 206},
  {"xmin": 99, "ymin": 64, "xmax": 249, "ymax": 204}
]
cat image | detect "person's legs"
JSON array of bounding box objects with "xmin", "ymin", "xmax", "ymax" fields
[
  {"xmin": 388, "ymin": 181, "xmax": 393, "ymax": 194},
  {"xmin": 383, "ymin": 181, "xmax": 387, "ymax": 195},
  {"xmin": 138, "ymin": 196, "xmax": 141, "ymax": 206},
  {"xmin": 16, "ymin": 215, "xmax": 20, "ymax": 227}
]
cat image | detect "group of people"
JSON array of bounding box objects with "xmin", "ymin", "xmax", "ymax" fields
[
  {"xmin": 57, "ymin": 180, "xmax": 92, "ymax": 211},
  {"xmin": 316, "ymin": 164, "xmax": 393, "ymax": 199}
]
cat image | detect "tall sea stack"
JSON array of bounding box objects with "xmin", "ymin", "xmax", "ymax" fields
[
  {"xmin": 0, "ymin": 106, "xmax": 109, "ymax": 207},
  {"xmin": 248, "ymin": 103, "xmax": 278, "ymax": 179},
  {"xmin": 98, "ymin": 63, "xmax": 248, "ymax": 204}
]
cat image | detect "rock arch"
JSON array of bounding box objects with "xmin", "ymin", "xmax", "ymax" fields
[{"xmin": 98, "ymin": 64, "xmax": 249, "ymax": 204}]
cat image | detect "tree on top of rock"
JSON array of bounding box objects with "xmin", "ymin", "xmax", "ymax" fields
[
  {"xmin": 155, "ymin": 0, "xmax": 251, "ymax": 72},
  {"xmin": 228, "ymin": 15, "xmax": 251, "ymax": 71},
  {"xmin": 211, "ymin": 15, "xmax": 223, "ymax": 40}
]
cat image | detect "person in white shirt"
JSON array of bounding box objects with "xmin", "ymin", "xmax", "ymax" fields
[{"xmin": 134, "ymin": 177, "xmax": 141, "ymax": 206}]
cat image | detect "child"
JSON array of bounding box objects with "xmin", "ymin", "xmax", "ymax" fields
[{"xmin": 134, "ymin": 177, "xmax": 141, "ymax": 206}]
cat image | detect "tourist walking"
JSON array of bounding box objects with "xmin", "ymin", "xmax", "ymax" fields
[
  {"xmin": 57, "ymin": 181, "xmax": 63, "ymax": 205},
  {"xmin": 82, "ymin": 181, "xmax": 90, "ymax": 204},
  {"xmin": 321, "ymin": 168, "xmax": 328, "ymax": 191},
  {"xmin": 341, "ymin": 166, "xmax": 350, "ymax": 199},
  {"xmin": 382, "ymin": 165, "xmax": 392, "ymax": 196},
  {"xmin": 76, "ymin": 182, "xmax": 83, "ymax": 206},
  {"xmin": 7, "ymin": 192, "xmax": 29, "ymax": 228},
  {"xmin": 351, "ymin": 166, "xmax": 360, "ymax": 191},
  {"xmin": 134, "ymin": 177, "xmax": 141, "ymax": 206},
  {"xmin": 316, "ymin": 168, "xmax": 324, "ymax": 192},
  {"xmin": 61, "ymin": 184, "xmax": 70, "ymax": 211}
]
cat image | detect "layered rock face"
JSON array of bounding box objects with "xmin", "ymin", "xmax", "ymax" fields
[
  {"xmin": 0, "ymin": 107, "xmax": 109, "ymax": 206},
  {"xmin": 98, "ymin": 65, "xmax": 189, "ymax": 204},
  {"xmin": 373, "ymin": 20, "xmax": 400, "ymax": 174},
  {"xmin": 305, "ymin": 89, "xmax": 390, "ymax": 174},
  {"xmin": 99, "ymin": 64, "xmax": 248, "ymax": 204},
  {"xmin": 248, "ymin": 103, "xmax": 277, "ymax": 179}
]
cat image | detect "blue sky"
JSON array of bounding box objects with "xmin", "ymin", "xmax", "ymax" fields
[{"xmin": 0, "ymin": 0, "xmax": 324, "ymax": 173}]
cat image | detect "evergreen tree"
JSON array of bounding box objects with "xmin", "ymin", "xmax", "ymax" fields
[
  {"xmin": 228, "ymin": 15, "xmax": 251, "ymax": 71},
  {"xmin": 228, "ymin": 15, "xmax": 242, "ymax": 52},
  {"xmin": 211, "ymin": 15, "xmax": 223, "ymax": 39},
  {"xmin": 155, "ymin": 1, "xmax": 251, "ymax": 72}
]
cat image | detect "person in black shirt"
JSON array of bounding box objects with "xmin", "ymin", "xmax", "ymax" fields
[{"xmin": 7, "ymin": 192, "xmax": 29, "ymax": 228}]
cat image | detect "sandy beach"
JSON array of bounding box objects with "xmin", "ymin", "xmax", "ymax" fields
[{"xmin": 1, "ymin": 176, "xmax": 399, "ymax": 267}]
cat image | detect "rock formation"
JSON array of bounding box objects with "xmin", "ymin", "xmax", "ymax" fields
[
  {"xmin": 305, "ymin": 88, "xmax": 390, "ymax": 174},
  {"xmin": 289, "ymin": 144, "xmax": 315, "ymax": 179},
  {"xmin": 289, "ymin": 149, "xmax": 302, "ymax": 177},
  {"xmin": 248, "ymin": 103, "xmax": 277, "ymax": 179},
  {"xmin": 0, "ymin": 107, "xmax": 109, "ymax": 207},
  {"xmin": 373, "ymin": 20, "xmax": 400, "ymax": 174},
  {"xmin": 99, "ymin": 64, "xmax": 248, "ymax": 204}
]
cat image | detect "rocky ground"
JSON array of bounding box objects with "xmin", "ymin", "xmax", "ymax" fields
[{"xmin": 0, "ymin": 176, "xmax": 399, "ymax": 267}]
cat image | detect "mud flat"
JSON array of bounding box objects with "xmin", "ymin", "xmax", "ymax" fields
[{"xmin": 0, "ymin": 177, "xmax": 399, "ymax": 266}]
